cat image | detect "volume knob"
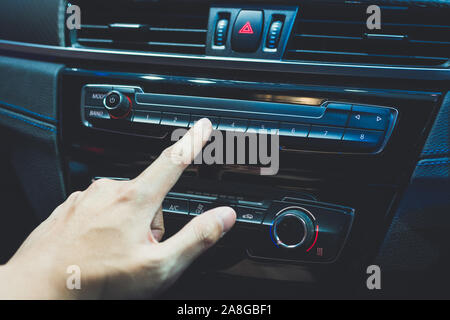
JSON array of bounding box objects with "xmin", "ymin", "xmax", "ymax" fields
[
  {"xmin": 272, "ymin": 208, "xmax": 315, "ymax": 249},
  {"xmin": 103, "ymin": 91, "xmax": 131, "ymax": 119}
]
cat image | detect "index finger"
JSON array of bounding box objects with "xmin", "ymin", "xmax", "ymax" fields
[{"xmin": 134, "ymin": 118, "xmax": 212, "ymax": 199}]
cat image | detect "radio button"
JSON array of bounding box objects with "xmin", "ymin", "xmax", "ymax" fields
[
  {"xmin": 247, "ymin": 120, "xmax": 279, "ymax": 135},
  {"xmin": 308, "ymin": 126, "xmax": 344, "ymax": 140},
  {"xmin": 218, "ymin": 118, "xmax": 248, "ymax": 132},
  {"xmin": 279, "ymin": 123, "xmax": 310, "ymax": 137},
  {"xmin": 85, "ymin": 107, "xmax": 110, "ymax": 121},
  {"xmin": 342, "ymin": 129, "xmax": 384, "ymax": 151},
  {"xmin": 189, "ymin": 115, "xmax": 219, "ymax": 129},
  {"xmin": 161, "ymin": 113, "xmax": 190, "ymax": 128},
  {"xmin": 133, "ymin": 110, "xmax": 161, "ymax": 125},
  {"xmin": 349, "ymin": 106, "xmax": 390, "ymax": 131},
  {"xmin": 84, "ymin": 86, "xmax": 112, "ymax": 107}
]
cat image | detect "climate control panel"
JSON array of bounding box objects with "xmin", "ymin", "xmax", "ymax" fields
[{"xmin": 161, "ymin": 191, "xmax": 354, "ymax": 263}]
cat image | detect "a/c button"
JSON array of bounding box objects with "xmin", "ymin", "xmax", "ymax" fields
[{"xmin": 162, "ymin": 198, "xmax": 189, "ymax": 215}]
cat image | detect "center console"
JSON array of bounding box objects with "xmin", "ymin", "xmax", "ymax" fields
[{"xmin": 60, "ymin": 67, "xmax": 440, "ymax": 280}]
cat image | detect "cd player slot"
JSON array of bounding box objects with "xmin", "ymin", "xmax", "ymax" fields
[{"xmin": 135, "ymin": 92, "xmax": 327, "ymax": 123}]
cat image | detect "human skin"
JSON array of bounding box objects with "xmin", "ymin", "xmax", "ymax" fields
[{"xmin": 0, "ymin": 118, "xmax": 236, "ymax": 299}]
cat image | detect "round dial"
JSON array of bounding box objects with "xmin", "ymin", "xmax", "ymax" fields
[
  {"xmin": 103, "ymin": 90, "xmax": 131, "ymax": 119},
  {"xmin": 272, "ymin": 208, "xmax": 315, "ymax": 249}
]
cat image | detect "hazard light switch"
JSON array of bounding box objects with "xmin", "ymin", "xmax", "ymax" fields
[{"xmin": 231, "ymin": 10, "xmax": 264, "ymax": 52}]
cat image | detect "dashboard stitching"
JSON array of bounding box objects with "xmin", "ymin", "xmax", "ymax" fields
[
  {"xmin": 422, "ymin": 148, "xmax": 450, "ymax": 154},
  {"xmin": 0, "ymin": 109, "xmax": 56, "ymax": 132},
  {"xmin": 0, "ymin": 100, "xmax": 57, "ymax": 122},
  {"xmin": 416, "ymin": 159, "xmax": 450, "ymax": 166}
]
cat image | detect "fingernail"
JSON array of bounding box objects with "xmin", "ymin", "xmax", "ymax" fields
[
  {"xmin": 196, "ymin": 117, "xmax": 212, "ymax": 129},
  {"xmin": 195, "ymin": 118, "xmax": 213, "ymax": 139},
  {"xmin": 215, "ymin": 207, "xmax": 236, "ymax": 233}
]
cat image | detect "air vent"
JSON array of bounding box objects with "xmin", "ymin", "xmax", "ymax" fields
[
  {"xmin": 286, "ymin": 4, "xmax": 450, "ymax": 66},
  {"xmin": 69, "ymin": 1, "xmax": 209, "ymax": 55}
]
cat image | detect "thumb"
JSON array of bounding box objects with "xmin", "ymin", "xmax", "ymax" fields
[{"xmin": 159, "ymin": 207, "xmax": 236, "ymax": 272}]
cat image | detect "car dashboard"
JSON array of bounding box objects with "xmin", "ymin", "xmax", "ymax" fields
[{"xmin": 0, "ymin": 0, "xmax": 449, "ymax": 299}]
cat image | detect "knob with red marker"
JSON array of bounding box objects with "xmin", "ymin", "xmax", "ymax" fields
[{"xmin": 103, "ymin": 90, "xmax": 132, "ymax": 119}]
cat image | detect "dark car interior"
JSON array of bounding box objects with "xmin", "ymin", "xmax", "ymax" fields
[{"xmin": 0, "ymin": 0, "xmax": 449, "ymax": 299}]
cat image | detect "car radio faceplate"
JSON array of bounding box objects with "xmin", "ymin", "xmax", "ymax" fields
[{"xmin": 81, "ymin": 84, "xmax": 398, "ymax": 154}]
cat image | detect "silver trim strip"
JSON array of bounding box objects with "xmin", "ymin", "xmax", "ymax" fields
[{"xmin": 0, "ymin": 40, "xmax": 449, "ymax": 80}]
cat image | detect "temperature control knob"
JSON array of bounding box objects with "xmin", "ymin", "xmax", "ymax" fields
[
  {"xmin": 103, "ymin": 90, "xmax": 131, "ymax": 119},
  {"xmin": 272, "ymin": 208, "xmax": 315, "ymax": 249}
]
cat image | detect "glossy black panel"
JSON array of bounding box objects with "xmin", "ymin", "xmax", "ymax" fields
[{"xmin": 60, "ymin": 67, "xmax": 441, "ymax": 281}]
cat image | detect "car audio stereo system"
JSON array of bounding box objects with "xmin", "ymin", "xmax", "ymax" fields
[{"xmin": 81, "ymin": 85, "xmax": 398, "ymax": 154}]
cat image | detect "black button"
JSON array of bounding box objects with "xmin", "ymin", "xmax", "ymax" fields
[
  {"xmin": 314, "ymin": 103, "xmax": 351, "ymax": 127},
  {"xmin": 279, "ymin": 123, "xmax": 310, "ymax": 137},
  {"xmin": 132, "ymin": 110, "xmax": 163, "ymax": 136},
  {"xmin": 104, "ymin": 92, "xmax": 121, "ymax": 109},
  {"xmin": 235, "ymin": 206, "xmax": 265, "ymax": 224},
  {"xmin": 218, "ymin": 118, "xmax": 248, "ymax": 132},
  {"xmin": 163, "ymin": 198, "xmax": 189, "ymax": 215},
  {"xmin": 342, "ymin": 129, "xmax": 384, "ymax": 151},
  {"xmin": 276, "ymin": 215, "xmax": 306, "ymax": 246},
  {"xmin": 231, "ymin": 10, "xmax": 264, "ymax": 52},
  {"xmin": 327, "ymin": 103, "xmax": 352, "ymax": 111},
  {"xmin": 160, "ymin": 113, "xmax": 190, "ymax": 127},
  {"xmin": 189, "ymin": 115, "xmax": 220, "ymax": 130},
  {"xmin": 247, "ymin": 120, "xmax": 279, "ymax": 135},
  {"xmin": 189, "ymin": 200, "xmax": 213, "ymax": 216},
  {"xmin": 266, "ymin": 20, "xmax": 283, "ymax": 49},
  {"xmin": 214, "ymin": 18, "xmax": 229, "ymax": 47},
  {"xmin": 309, "ymin": 126, "xmax": 344, "ymax": 140},
  {"xmin": 85, "ymin": 107, "xmax": 132, "ymax": 131},
  {"xmin": 85, "ymin": 107, "xmax": 110, "ymax": 121},
  {"xmin": 133, "ymin": 110, "xmax": 161, "ymax": 125},
  {"xmin": 84, "ymin": 86, "xmax": 112, "ymax": 107},
  {"xmin": 349, "ymin": 106, "xmax": 390, "ymax": 131}
]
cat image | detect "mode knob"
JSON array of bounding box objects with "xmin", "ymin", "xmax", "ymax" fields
[
  {"xmin": 103, "ymin": 90, "xmax": 131, "ymax": 119},
  {"xmin": 272, "ymin": 208, "xmax": 315, "ymax": 249}
]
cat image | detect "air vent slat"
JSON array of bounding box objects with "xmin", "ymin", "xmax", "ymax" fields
[
  {"xmin": 286, "ymin": 4, "xmax": 450, "ymax": 67},
  {"xmin": 70, "ymin": 1, "xmax": 208, "ymax": 55}
]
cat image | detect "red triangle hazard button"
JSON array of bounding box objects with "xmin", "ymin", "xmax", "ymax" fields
[
  {"xmin": 232, "ymin": 10, "xmax": 263, "ymax": 52},
  {"xmin": 238, "ymin": 21, "xmax": 254, "ymax": 34}
]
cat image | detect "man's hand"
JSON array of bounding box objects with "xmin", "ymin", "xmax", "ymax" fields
[{"xmin": 0, "ymin": 118, "xmax": 236, "ymax": 299}]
